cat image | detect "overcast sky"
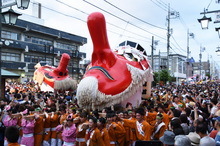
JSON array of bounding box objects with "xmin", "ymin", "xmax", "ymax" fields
[{"xmin": 10, "ymin": 0, "xmax": 220, "ymax": 68}]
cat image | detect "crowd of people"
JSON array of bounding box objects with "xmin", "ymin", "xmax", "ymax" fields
[{"xmin": 1, "ymin": 81, "xmax": 220, "ymax": 146}]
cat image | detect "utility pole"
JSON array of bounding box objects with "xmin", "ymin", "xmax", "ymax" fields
[
  {"xmin": 159, "ymin": 50, "xmax": 161, "ymax": 86},
  {"xmin": 199, "ymin": 46, "xmax": 202, "ymax": 78},
  {"xmin": 187, "ymin": 29, "xmax": 189, "ymax": 83},
  {"xmin": 176, "ymin": 57, "xmax": 178, "ymax": 85},
  {"xmin": 151, "ymin": 36, "xmax": 154, "ymax": 71},
  {"xmin": 167, "ymin": 4, "xmax": 170, "ymax": 75}
]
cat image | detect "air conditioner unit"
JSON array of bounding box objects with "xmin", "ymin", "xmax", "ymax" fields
[
  {"xmin": 57, "ymin": 51, "xmax": 60, "ymax": 57},
  {"xmin": 25, "ymin": 46, "xmax": 29, "ymax": 52}
]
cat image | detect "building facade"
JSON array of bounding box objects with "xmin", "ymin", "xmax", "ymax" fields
[
  {"xmin": 1, "ymin": 19, "xmax": 87, "ymax": 83},
  {"xmin": 149, "ymin": 52, "xmax": 186, "ymax": 83}
]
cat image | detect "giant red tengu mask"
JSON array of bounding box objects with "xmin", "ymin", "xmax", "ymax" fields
[
  {"xmin": 77, "ymin": 12, "xmax": 153, "ymax": 109},
  {"xmin": 33, "ymin": 53, "xmax": 77, "ymax": 92}
]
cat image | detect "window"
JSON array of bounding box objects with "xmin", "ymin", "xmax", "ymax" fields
[
  {"xmin": 2, "ymin": 53, "xmax": 20, "ymax": 61},
  {"xmin": 24, "ymin": 55, "xmax": 45, "ymax": 63},
  {"xmin": 25, "ymin": 35, "xmax": 52, "ymax": 46},
  {"xmin": 56, "ymin": 42, "xmax": 77, "ymax": 51},
  {"xmin": 183, "ymin": 62, "xmax": 186, "ymax": 74},
  {"xmin": 2, "ymin": 31, "xmax": 19, "ymax": 40}
]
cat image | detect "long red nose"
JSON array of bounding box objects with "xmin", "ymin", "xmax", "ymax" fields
[
  {"xmin": 87, "ymin": 12, "xmax": 116, "ymax": 68},
  {"xmin": 53, "ymin": 53, "xmax": 70, "ymax": 75}
]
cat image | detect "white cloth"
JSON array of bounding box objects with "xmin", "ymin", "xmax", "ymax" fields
[
  {"xmin": 57, "ymin": 139, "xmax": 62, "ymax": 146},
  {"xmin": 51, "ymin": 138, "xmax": 57, "ymax": 146},
  {"xmin": 211, "ymin": 106, "xmax": 218, "ymax": 115},
  {"xmin": 200, "ymin": 136, "xmax": 215, "ymax": 146},
  {"xmin": 43, "ymin": 140, "xmax": 50, "ymax": 146},
  {"xmin": 136, "ymin": 121, "xmax": 144, "ymax": 137},
  {"xmin": 4, "ymin": 139, "xmax": 8, "ymax": 146}
]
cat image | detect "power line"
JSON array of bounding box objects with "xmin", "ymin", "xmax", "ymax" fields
[
  {"xmin": 103, "ymin": 0, "xmax": 166, "ymax": 30},
  {"xmin": 158, "ymin": 0, "xmax": 176, "ymax": 11},
  {"xmin": 171, "ymin": 36, "xmax": 187, "ymax": 53},
  {"xmin": 55, "ymin": 0, "xmax": 155, "ymax": 41},
  {"xmin": 150, "ymin": 0, "xmax": 167, "ymax": 12},
  {"xmin": 38, "ymin": 1, "xmax": 155, "ymax": 46},
  {"xmin": 82, "ymin": 0, "xmax": 167, "ymax": 40}
]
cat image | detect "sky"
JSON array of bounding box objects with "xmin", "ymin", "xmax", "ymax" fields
[{"xmin": 8, "ymin": 0, "xmax": 220, "ymax": 68}]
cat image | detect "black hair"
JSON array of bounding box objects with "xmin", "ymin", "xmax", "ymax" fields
[
  {"xmin": 179, "ymin": 114, "xmax": 188, "ymax": 124},
  {"xmin": 92, "ymin": 110, "xmax": 99, "ymax": 119},
  {"xmin": 173, "ymin": 109, "xmax": 181, "ymax": 118},
  {"xmin": 5, "ymin": 126, "xmax": 19, "ymax": 143},
  {"xmin": 80, "ymin": 112, "xmax": 88, "ymax": 118},
  {"xmin": 157, "ymin": 104, "xmax": 164, "ymax": 110},
  {"xmin": 196, "ymin": 121, "xmax": 208, "ymax": 134},
  {"xmin": 136, "ymin": 108, "xmax": 145, "ymax": 116},
  {"xmin": 98, "ymin": 117, "xmax": 106, "ymax": 125},
  {"xmin": 185, "ymin": 108, "xmax": 191, "ymax": 117},
  {"xmin": 211, "ymin": 98, "xmax": 218, "ymax": 105},
  {"xmin": 89, "ymin": 117, "xmax": 97, "ymax": 124}
]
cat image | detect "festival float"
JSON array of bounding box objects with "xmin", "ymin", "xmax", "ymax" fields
[
  {"xmin": 33, "ymin": 53, "xmax": 77, "ymax": 92},
  {"xmin": 77, "ymin": 12, "xmax": 153, "ymax": 110}
]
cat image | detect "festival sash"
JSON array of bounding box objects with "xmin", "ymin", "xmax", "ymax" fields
[
  {"xmin": 136, "ymin": 121, "xmax": 144, "ymax": 137},
  {"xmin": 151, "ymin": 122, "xmax": 165, "ymax": 139}
]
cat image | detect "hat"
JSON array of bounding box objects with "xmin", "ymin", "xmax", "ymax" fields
[
  {"xmin": 179, "ymin": 104, "xmax": 184, "ymax": 108},
  {"xmin": 186, "ymin": 132, "xmax": 200, "ymax": 146},
  {"xmin": 213, "ymin": 116, "xmax": 220, "ymax": 122},
  {"xmin": 35, "ymin": 107, "xmax": 42, "ymax": 112},
  {"xmin": 6, "ymin": 105, "xmax": 11, "ymax": 111},
  {"xmin": 160, "ymin": 130, "xmax": 175, "ymax": 145},
  {"xmin": 67, "ymin": 114, "xmax": 73, "ymax": 121},
  {"xmin": 23, "ymin": 109, "xmax": 28, "ymax": 115},
  {"xmin": 189, "ymin": 102, "xmax": 195, "ymax": 108}
]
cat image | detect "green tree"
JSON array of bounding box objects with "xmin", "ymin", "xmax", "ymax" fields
[
  {"xmin": 152, "ymin": 69, "xmax": 174, "ymax": 86},
  {"xmin": 206, "ymin": 73, "xmax": 210, "ymax": 79}
]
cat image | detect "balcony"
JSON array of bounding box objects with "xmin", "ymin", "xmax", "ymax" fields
[{"xmin": 2, "ymin": 61, "xmax": 26, "ymax": 70}]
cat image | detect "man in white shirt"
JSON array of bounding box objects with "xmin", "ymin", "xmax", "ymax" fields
[{"xmin": 196, "ymin": 121, "xmax": 215, "ymax": 146}]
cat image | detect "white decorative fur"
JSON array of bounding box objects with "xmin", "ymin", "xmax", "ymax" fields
[
  {"xmin": 54, "ymin": 78, "xmax": 77, "ymax": 91},
  {"xmin": 77, "ymin": 63, "xmax": 153, "ymax": 110}
]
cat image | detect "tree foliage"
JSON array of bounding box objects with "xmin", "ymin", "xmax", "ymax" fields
[{"xmin": 153, "ymin": 69, "xmax": 175, "ymax": 86}]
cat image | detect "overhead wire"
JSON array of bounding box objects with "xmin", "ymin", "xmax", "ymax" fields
[
  {"xmin": 82, "ymin": 0, "xmax": 167, "ymax": 40},
  {"xmin": 55, "ymin": 0, "xmax": 156, "ymax": 42},
  {"xmin": 103, "ymin": 0, "xmax": 166, "ymax": 30},
  {"xmin": 150, "ymin": 0, "xmax": 167, "ymax": 12}
]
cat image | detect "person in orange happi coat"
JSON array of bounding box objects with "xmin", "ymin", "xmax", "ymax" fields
[
  {"xmin": 97, "ymin": 117, "xmax": 110, "ymax": 146},
  {"xmin": 157, "ymin": 104, "xmax": 170, "ymax": 129},
  {"xmin": 5, "ymin": 126, "xmax": 20, "ymax": 146},
  {"xmin": 127, "ymin": 110, "xmax": 137, "ymax": 145},
  {"xmin": 57, "ymin": 105, "xmax": 68, "ymax": 146},
  {"xmin": 50, "ymin": 107, "xmax": 59, "ymax": 146},
  {"xmin": 121, "ymin": 108, "xmax": 152, "ymax": 145},
  {"xmin": 106, "ymin": 112, "xmax": 126, "ymax": 146},
  {"xmin": 118, "ymin": 111, "xmax": 130, "ymax": 146},
  {"xmin": 113, "ymin": 112, "xmax": 126, "ymax": 146},
  {"xmin": 43, "ymin": 110, "xmax": 51, "ymax": 146},
  {"xmin": 151, "ymin": 113, "xmax": 166, "ymax": 140},
  {"xmin": 34, "ymin": 108, "xmax": 44, "ymax": 146},
  {"xmin": 85, "ymin": 117, "xmax": 104, "ymax": 146},
  {"xmin": 76, "ymin": 112, "xmax": 89, "ymax": 146}
]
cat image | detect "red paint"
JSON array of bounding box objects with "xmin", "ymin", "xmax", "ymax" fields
[{"xmin": 84, "ymin": 12, "xmax": 149, "ymax": 95}]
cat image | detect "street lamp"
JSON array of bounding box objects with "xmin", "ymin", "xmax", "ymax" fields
[
  {"xmin": 2, "ymin": 9, "xmax": 21, "ymax": 25},
  {"xmin": 16, "ymin": 0, "xmax": 30, "ymax": 10},
  {"xmin": 198, "ymin": 15, "xmax": 212, "ymax": 29},
  {"xmin": 216, "ymin": 27, "xmax": 220, "ymax": 38},
  {"xmin": 216, "ymin": 46, "xmax": 220, "ymax": 56}
]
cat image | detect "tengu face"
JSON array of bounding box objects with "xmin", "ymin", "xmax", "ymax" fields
[
  {"xmin": 34, "ymin": 53, "xmax": 77, "ymax": 92},
  {"xmin": 77, "ymin": 12, "xmax": 152, "ymax": 109}
]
